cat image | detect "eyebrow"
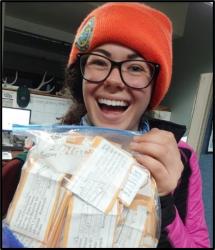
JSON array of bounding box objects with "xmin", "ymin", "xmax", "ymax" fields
[{"xmin": 93, "ymin": 48, "xmax": 143, "ymax": 60}]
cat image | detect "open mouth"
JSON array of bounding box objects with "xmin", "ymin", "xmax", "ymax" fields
[{"xmin": 97, "ymin": 98, "xmax": 129, "ymax": 113}]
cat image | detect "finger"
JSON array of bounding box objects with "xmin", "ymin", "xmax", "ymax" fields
[
  {"xmin": 134, "ymin": 153, "xmax": 168, "ymax": 184},
  {"xmin": 133, "ymin": 128, "xmax": 176, "ymax": 146},
  {"xmin": 130, "ymin": 141, "xmax": 170, "ymax": 166},
  {"xmin": 135, "ymin": 154, "xmax": 180, "ymax": 195}
]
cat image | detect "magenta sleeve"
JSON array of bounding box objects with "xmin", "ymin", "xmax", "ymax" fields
[{"xmin": 166, "ymin": 141, "xmax": 210, "ymax": 248}]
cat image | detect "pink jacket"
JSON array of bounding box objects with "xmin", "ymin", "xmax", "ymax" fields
[{"xmin": 166, "ymin": 140, "xmax": 210, "ymax": 248}]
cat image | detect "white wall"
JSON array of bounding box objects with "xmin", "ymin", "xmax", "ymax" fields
[{"xmin": 161, "ymin": 3, "xmax": 213, "ymax": 135}]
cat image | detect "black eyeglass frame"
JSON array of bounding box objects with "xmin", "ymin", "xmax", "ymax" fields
[{"xmin": 77, "ymin": 53, "xmax": 160, "ymax": 90}]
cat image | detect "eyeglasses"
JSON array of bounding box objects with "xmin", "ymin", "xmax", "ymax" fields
[{"xmin": 77, "ymin": 53, "xmax": 160, "ymax": 89}]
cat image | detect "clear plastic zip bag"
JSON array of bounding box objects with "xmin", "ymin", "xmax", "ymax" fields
[{"xmin": 4, "ymin": 124, "xmax": 161, "ymax": 248}]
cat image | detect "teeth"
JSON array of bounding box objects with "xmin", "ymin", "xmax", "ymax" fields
[{"xmin": 98, "ymin": 98, "xmax": 128, "ymax": 107}]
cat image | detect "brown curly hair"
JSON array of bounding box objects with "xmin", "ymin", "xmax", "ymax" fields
[{"xmin": 61, "ymin": 62, "xmax": 86, "ymax": 124}]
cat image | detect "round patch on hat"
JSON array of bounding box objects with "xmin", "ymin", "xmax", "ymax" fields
[
  {"xmin": 17, "ymin": 85, "xmax": 30, "ymax": 108},
  {"xmin": 75, "ymin": 17, "xmax": 95, "ymax": 51}
]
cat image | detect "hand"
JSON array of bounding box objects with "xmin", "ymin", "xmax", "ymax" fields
[{"xmin": 130, "ymin": 128, "xmax": 184, "ymax": 196}]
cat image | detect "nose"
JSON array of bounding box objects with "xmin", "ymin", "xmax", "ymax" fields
[{"xmin": 104, "ymin": 67, "xmax": 125, "ymax": 89}]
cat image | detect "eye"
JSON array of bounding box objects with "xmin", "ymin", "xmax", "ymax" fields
[
  {"xmin": 128, "ymin": 65, "xmax": 144, "ymax": 72},
  {"xmin": 125, "ymin": 64, "xmax": 145, "ymax": 75},
  {"xmin": 124, "ymin": 61, "xmax": 152, "ymax": 76},
  {"xmin": 87, "ymin": 57, "xmax": 108, "ymax": 68}
]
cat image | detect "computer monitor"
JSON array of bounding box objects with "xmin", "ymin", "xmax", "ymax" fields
[{"xmin": 2, "ymin": 107, "xmax": 31, "ymax": 131}]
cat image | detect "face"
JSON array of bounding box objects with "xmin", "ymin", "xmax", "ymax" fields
[{"xmin": 82, "ymin": 43, "xmax": 153, "ymax": 131}]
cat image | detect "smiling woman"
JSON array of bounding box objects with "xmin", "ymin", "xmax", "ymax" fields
[
  {"xmin": 3, "ymin": 2, "xmax": 211, "ymax": 248},
  {"xmin": 59, "ymin": 3, "xmax": 210, "ymax": 248}
]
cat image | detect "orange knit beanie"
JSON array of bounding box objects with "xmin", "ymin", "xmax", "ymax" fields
[{"xmin": 68, "ymin": 2, "xmax": 173, "ymax": 109}]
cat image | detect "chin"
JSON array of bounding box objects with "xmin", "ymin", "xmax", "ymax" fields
[{"xmin": 94, "ymin": 120, "xmax": 136, "ymax": 131}]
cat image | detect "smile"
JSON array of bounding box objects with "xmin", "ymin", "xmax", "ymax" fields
[{"xmin": 97, "ymin": 98, "xmax": 129, "ymax": 112}]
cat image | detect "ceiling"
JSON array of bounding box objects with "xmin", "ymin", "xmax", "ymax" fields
[{"xmin": 3, "ymin": 2, "xmax": 190, "ymax": 43}]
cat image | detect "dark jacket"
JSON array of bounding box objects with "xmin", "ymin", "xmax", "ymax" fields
[{"xmin": 148, "ymin": 119, "xmax": 210, "ymax": 248}]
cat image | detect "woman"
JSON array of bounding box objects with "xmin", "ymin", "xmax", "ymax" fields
[
  {"xmin": 61, "ymin": 2, "xmax": 210, "ymax": 248},
  {"xmin": 3, "ymin": 2, "xmax": 210, "ymax": 248}
]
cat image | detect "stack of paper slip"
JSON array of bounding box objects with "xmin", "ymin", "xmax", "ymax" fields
[{"xmin": 5, "ymin": 132, "xmax": 160, "ymax": 248}]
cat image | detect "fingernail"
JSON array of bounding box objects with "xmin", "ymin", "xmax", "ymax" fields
[
  {"xmin": 133, "ymin": 136, "xmax": 141, "ymax": 142},
  {"xmin": 131, "ymin": 151, "xmax": 141, "ymax": 157},
  {"xmin": 130, "ymin": 142, "xmax": 138, "ymax": 149}
]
